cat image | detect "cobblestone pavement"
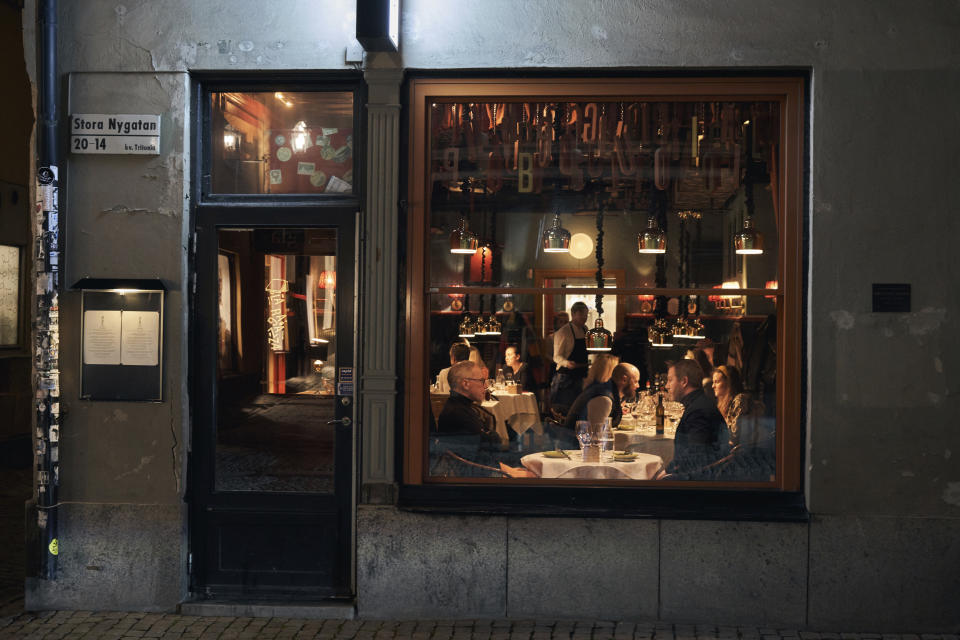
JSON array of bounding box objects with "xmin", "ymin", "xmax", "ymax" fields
[{"xmin": 0, "ymin": 610, "xmax": 955, "ymax": 640}]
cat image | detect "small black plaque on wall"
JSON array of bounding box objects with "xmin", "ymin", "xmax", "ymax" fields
[{"xmin": 872, "ymin": 283, "xmax": 911, "ymax": 313}]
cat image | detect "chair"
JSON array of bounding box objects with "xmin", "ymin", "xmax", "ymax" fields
[{"xmin": 432, "ymin": 450, "xmax": 506, "ymax": 478}]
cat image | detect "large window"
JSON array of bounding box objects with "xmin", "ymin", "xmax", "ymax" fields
[{"xmin": 405, "ymin": 78, "xmax": 804, "ymax": 491}]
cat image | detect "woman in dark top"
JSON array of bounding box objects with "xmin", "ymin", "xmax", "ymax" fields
[{"xmin": 503, "ymin": 344, "xmax": 530, "ymax": 391}]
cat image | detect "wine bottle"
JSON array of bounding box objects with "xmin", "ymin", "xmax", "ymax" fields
[{"xmin": 656, "ymin": 393, "xmax": 665, "ymax": 435}]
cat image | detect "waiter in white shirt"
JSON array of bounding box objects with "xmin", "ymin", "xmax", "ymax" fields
[{"xmin": 548, "ymin": 301, "xmax": 589, "ymax": 413}]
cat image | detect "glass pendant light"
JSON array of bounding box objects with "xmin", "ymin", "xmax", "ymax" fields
[
  {"xmin": 638, "ymin": 215, "xmax": 666, "ymax": 254},
  {"xmin": 485, "ymin": 314, "xmax": 501, "ymax": 336},
  {"xmin": 649, "ymin": 319, "xmax": 674, "ymax": 348},
  {"xmin": 734, "ymin": 217, "xmax": 764, "ymax": 254},
  {"xmin": 475, "ymin": 314, "xmax": 491, "ymax": 335},
  {"xmin": 457, "ymin": 314, "xmax": 476, "ymax": 338},
  {"xmin": 671, "ymin": 318, "xmax": 689, "ymax": 339},
  {"xmin": 686, "ymin": 318, "xmax": 706, "ymax": 339},
  {"xmin": 542, "ymin": 213, "xmax": 571, "ymax": 253},
  {"xmin": 585, "ymin": 318, "xmax": 613, "ymax": 352},
  {"xmin": 449, "ymin": 217, "xmax": 479, "ymax": 254}
]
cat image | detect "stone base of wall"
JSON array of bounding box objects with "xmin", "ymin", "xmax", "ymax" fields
[
  {"xmin": 25, "ymin": 502, "xmax": 185, "ymax": 612},
  {"xmin": 357, "ymin": 506, "xmax": 960, "ymax": 632}
]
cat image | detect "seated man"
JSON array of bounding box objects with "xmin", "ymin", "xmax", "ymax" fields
[
  {"xmin": 662, "ymin": 359, "xmax": 728, "ymax": 478},
  {"xmin": 549, "ymin": 359, "xmax": 640, "ymax": 448},
  {"xmin": 435, "ymin": 342, "xmax": 472, "ymax": 393},
  {"xmin": 437, "ymin": 360, "xmax": 501, "ymax": 448}
]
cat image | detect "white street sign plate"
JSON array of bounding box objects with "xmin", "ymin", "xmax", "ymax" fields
[{"xmin": 70, "ymin": 114, "xmax": 161, "ymax": 155}]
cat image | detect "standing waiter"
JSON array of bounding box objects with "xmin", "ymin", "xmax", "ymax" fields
[{"xmin": 549, "ymin": 301, "xmax": 589, "ymax": 414}]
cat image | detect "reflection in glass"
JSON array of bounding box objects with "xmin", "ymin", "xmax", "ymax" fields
[
  {"xmin": 210, "ymin": 91, "xmax": 354, "ymax": 195},
  {"xmin": 215, "ymin": 228, "xmax": 339, "ymax": 493},
  {"xmin": 428, "ymin": 99, "xmax": 780, "ymax": 297}
]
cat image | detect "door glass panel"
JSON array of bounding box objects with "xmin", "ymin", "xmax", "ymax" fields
[
  {"xmin": 216, "ymin": 228, "xmax": 339, "ymax": 493},
  {"xmin": 210, "ymin": 91, "xmax": 354, "ymax": 195}
]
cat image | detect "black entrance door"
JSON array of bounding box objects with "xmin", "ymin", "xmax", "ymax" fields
[{"xmin": 191, "ymin": 209, "xmax": 355, "ymax": 598}]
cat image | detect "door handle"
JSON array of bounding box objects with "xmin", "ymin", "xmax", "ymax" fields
[{"xmin": 327, "ymin": 417, "xmax": 352, "ymax": 427}]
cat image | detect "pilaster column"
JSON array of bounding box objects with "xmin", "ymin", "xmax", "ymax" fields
[{"xmin": 360, "ymin": 67, "xmax": 402, "ymax": 503}]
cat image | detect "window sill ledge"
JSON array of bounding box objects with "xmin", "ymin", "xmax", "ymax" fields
[{"xmin": 398, "ymin": 485, "xmax": 809, "ymax": 522}]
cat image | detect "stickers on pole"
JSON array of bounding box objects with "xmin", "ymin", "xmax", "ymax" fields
[{"xmin": 48, "ymin": 538, "xmax": 59, "ymax": 556}]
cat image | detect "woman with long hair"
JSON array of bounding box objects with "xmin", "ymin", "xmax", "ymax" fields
[
  {"xmin": 711, "ymin": 365, "xmax": 765, "ymax": 448},
  {"xmin": 583, "ymin": 353, "xmax": 619, "ymax": 388}
]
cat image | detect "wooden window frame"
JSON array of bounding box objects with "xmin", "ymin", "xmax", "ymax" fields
[{"xmin": 403, "ymin": 76, "xmax": 806, "ymax": 502}]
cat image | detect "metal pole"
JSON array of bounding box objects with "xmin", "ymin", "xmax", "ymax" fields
[{"xmin": 35, "ymin": 0, "xmax": 60, "ymax": 580}]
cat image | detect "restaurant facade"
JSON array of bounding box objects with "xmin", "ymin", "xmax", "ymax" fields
[{"xmin": 13, "ymin": 0, "xmax": 960, "ymax": 631}]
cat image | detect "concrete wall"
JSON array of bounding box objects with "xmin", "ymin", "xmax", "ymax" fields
[{"xmin": 21, "ymin": 0, "xmax": 960, "ymax": 629}]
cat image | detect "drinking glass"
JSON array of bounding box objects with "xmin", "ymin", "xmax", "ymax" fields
[{"xmin": 576, "ymin": 420, "xmax": 591, "ymax": 450}]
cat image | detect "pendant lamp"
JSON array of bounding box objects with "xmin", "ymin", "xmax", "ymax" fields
[
  {"xmin": 648, "ymin": 318, "xmax": 674, "ymax": 348},
  {"xmin": 449, "ymin": 217, "xmax": 479, "ymax": 254},
  {"xmin": 638, "ymin": 215, "xmax": 666, "ymax": 254},
  {"xmin": 457, "ymin": 314, "xmax": 476, "ymax": 338},
  {"xmin": 734, "ymin": 217, "xmax": 763, "ymax": 255},
  {"xmin": 585, "ymin": 318, "xmax": 613, "ymax": 352},
  {"xmin": 586, "ymin": 195, "xmax": 612, "ymax": 352},
  {"xmin": 542, "ymin": 213, "xmax": 571, "ymax": 253}
]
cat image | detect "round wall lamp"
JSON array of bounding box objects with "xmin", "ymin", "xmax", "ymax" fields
[{"xmin": 568, "ymin": 233, "xmax": 594, "ymax": 260}]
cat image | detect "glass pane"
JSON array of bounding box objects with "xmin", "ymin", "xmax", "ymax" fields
[
  {"xmin": 0, "ymin": 245, "xmax": 20, "ymax": 345},
  {"xmin": 428, "ymin": 101, "xmax": 779, "ymax": 290},
  {"xmin": 427, "ymin": 293, "xmax": 776, "ymax": 483},
  {"xmin": 211, "ymin": 91, "xmax": 354, "ymax": 195},
  {"xmin": 216, "ymin": 228, "xmax": 340, "ymax": 492}
]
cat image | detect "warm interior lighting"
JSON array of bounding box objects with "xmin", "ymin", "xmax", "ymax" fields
[
  {"xmin": 274, "ymin": 92, "xmax": 293, "ymax": 107},
  {"xmin": 291, "ymin": 121, "xmax": 310, "ymax": 153},
  {"xmin": 585, "ymin": 318, "xmax": 612, "ymax": 352},
  {"xmin": 735, "ymin": 217, "xmax": 764, "ymax": 254},
  {"xmin": 457, "ymin": 314, "xmax": 476, "ymax": 338},
  {"xmin": 638, "ymin": 216, "xmax": 666, "ymax": 254},
  {"xmin": 542, "ymin": 213, "xmax": 571, "ymax": 253},
  {"xmin": 449, "ymin": 217, "xmax": 479, "ymax": 254}
]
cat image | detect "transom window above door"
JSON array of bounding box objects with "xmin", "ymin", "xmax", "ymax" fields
[{"xmin": 209, "ymin": 91, "xmax": 355, "ymax": 195}]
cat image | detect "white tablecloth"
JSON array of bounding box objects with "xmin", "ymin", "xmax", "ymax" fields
[
  {"xmin": 483, "ymin": 391, "xmax": 541, "ymax": 445},
  {"xmin": 613, "ymin": 416, "xmax": 678, "ymax": 465},
  {"xmin": 521, "ymin": 450, "xmax": 663, "ymax": 480}
]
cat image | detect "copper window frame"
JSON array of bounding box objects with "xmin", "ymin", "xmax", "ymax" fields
[{"xmin": 404, "ymin": 76, "xmax": 805, "ymax": 492}]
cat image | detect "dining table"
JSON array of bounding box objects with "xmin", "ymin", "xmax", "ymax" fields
[
  {"xmin": 482, "ymin": 390, "xmax": 542, "ymax": 446},
  {"xmin": 520, "ymin": 449, "xmax": 664, "ymax": 480},
  {"xmin": 613, "ymin": 416, "xmax": 677, "ymax": 466}
]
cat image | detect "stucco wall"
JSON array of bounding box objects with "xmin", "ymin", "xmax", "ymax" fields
[{"xmin": 22, "ymin": 0, "xmax": 960, "ymax": 625}]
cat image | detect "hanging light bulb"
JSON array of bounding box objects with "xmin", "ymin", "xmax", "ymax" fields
[
  {"xmin": 449, "ymin": 217, "xmax": 478, "ymax": 254},
  {"xmin": 542, "ymin": 213, "xmax": 571, "ymax": 253},
  {"xmin": 458, "ymin": 314, "xmax": 476, "ymax": 338},
  {"xmin": 585, "ymin": 318, "xmax": 613, "ymax": 352},
  {"xmin": 638, "ymin": 215, "xmax": 666, "ymax": 254},
  {"xmin": 735, "ymin": 217, "xmax": 764, "ymax": 254}
]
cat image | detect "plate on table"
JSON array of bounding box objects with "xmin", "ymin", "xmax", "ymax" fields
[
  {"xmin": 542, "ymin": 450, "xmax": 568, "ymax": 459},
  {"xmin": 613, "ymin": 452, "xmax": 639, "ymax": 462},
  {"xmin": 615, "ymin": 425, "xmax": 635, "ymax": 431}
]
